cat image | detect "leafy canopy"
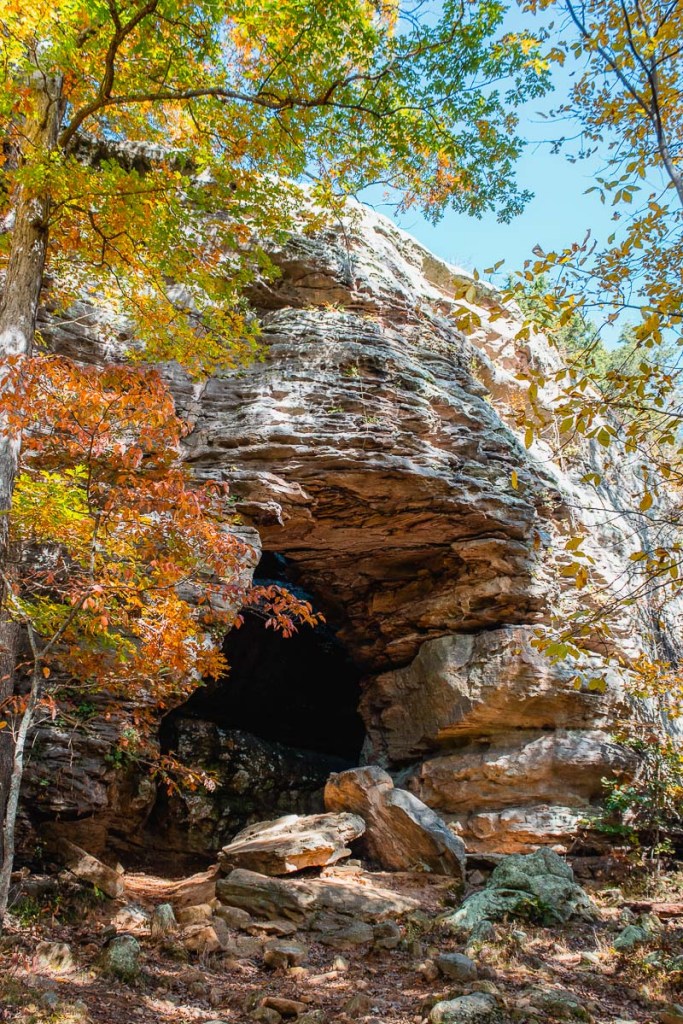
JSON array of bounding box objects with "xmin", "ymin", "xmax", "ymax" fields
[
  {"xmin": 1, "ymin": 0, "xmax": 550, "ymax": 376},
  {"xmin": 0, "ymin": 356, "xmax": 321, "ymax": 760},
  {"xmin": 491, "ymin": 1, "xmax": 683, "ymax": 731}
]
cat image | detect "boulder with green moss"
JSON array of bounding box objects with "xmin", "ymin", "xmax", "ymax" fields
[{"xmin": 443, "ymin": 849, "xmax": 595, "ymax": 934}]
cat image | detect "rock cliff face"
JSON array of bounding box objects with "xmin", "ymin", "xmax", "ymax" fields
[{"xmin": 24, "ymin": 202, "xmax": 662, "ymax": 860}]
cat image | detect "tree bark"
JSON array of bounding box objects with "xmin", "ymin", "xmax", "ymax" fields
[
  {"xmin": 0, "ymin": 661, "xmax": 41, "ymax": 925},
  {"xmin": 0, "ymin": 74, "xmax": 62, "ymax": 874}
]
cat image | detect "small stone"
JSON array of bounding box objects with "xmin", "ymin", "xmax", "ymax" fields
[
  {"xmin": 640, "ymin": 912, "xmax": 664, "ymax": 935},
  {"xmin": 214, "ymin": 905, "xmax": 252, "ymax": 929},
  {"xmin": 298, "ymin": 1014, "xmax": 326, "ymax": 1024},
  {"xmin": 614, "ymin": 925, "xmax": 649, "ymax": 951},
  {"xmin": 262, "ymin": 996, "xmax": 308, "ymax": 1016},
  {"xmin": 374, "ymin": 920, "xmax": 402, "ymax": 949},
  {"xmin": 150, "ymin": 903, "xmax": 178, "ymax": 941},
  {"xmin": 263, "ymin": 939, "xmax": 308, "ymax": 968},
  {"xmin": 176, "ymin": 903, "xmax": 214, "ymax": 926},
  {"xmin": 247, "ymin": 918, "xmax": 298, "ymax": 936},
  {"xmin": 510, "ymin": 929, "xmax": 527, "ymax": 944},
  {"xmin": 113, "ymin": 904, "xmax": 150, "ymax": 933},
  {"xmin": 332, "ymin": 955, "xmax": 349, "ymax": 972},
  {"xmin": 34, "ymin": 941, "xmax": 75, "ymax": 974},
  {"xmin": 182, "ymin": 924, "xmax": 225, "ymax": 954},
  {"xmin": 580, "ymin": 951, "xmax": 601, "ymax": 966},
  {"xmin": 529, "ymin": 988, "xmax": 592, "ymax": 1021},
  {"xmin": 251, "ymin": 1009, "xmax": 282, "ymax": 1024},
  {"xmin": 40, "ymin": 991, "xmax": 60, "ymax": 1009},
  {"xmin": 101, "ymin": 935, "xmax": 141, "ymax": 982},
  {"xmin": 469, "ymin": 982, "xmax": 500, "ymax": 997},
  {"xmin": 429, "ymin": 993, "xmax": 499, "ymax": 1024},
  {"xmin": 343, "ymin": 993, "xmax": 374, "ymax": 1018},
  {"xmin": 417, "ymin": 959, "xmax": 440, "ymax": 983},
  {"xmin": 223, "ymin": 934, "xmax": 263, "ymax": 959},
  {"xmin": 467, "ymin": 871, "xmax": 486, "ymax": 887},
  {"xmin": 312, "ymin": 914, "xmax": 374, "ymax": 948},
  {"xmin": 189, "ymin": 978, "xmax": 210, "ymax": 999},
  {"xmin": 436, "ymin": 953, "xmax": 477, "ymax": 983}
]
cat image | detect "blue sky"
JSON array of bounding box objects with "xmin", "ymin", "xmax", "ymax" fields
[{"xmin": 365, "ymin": 5, "xmax": 619, "ymax": 295}]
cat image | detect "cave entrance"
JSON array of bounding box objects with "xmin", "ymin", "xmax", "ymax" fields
[
  {"xmin": 177, "ymin": 553, "xmax": 365, "ymax": 761},
  {"xmin": 147, "ymin": 553, "xmax": 366, "ymax": 869}
]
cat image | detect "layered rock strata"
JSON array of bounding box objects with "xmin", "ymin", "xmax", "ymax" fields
[{"xmin": 24, "ymin": 200, "xmax": 670, "ymax": 857}]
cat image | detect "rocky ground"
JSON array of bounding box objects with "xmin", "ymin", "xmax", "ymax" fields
[{"xmin": 2, "ymin": 855, "xmax": 683, "ymax": 1024}]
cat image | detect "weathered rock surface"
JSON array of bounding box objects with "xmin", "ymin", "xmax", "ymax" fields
[
  {"xmin": 24, "ymin": 199, "xmax": 671, "ymax": 858},
  {"xmin": 362, "ymin": 629, "xmax": 628, "ymax": 764},
  {"xmin": 324, "ymin": 766, "xmax": 466, "ymax": 878},
  {"xmin": 155, "ymin": 722, "xmax": 350, "ymax": 859},
  {"xmin": 50, "ymin": 838, "xmax": 125, "ymax": 899},
  {"xmin": 217, "ymin": 812, "xmax": 365, "ymax": 875},
  {"xmin": 403, "ymin": 729, "xmax": 634, "ymax": 810},
  {"xmin": 401, "ymin": 727, "xmax": 636, "ymax": 852},
  {"xmin": 99, "ymin": 935, "xmax": 141, "ymax": 982},
  {"xmin": 215, "ymin": 866, "xmax": 418, "ymax": 934},
  {"xmin": 444, "ymin": 849, "xmax": 595, "ymax": 933},
  {"xmin": 429, "ymin": 993, "xmax": 499, "ymax": 1024},
  {"xmin": 436, "ymin": 952, "xmax": 478, "ymax": 982}
]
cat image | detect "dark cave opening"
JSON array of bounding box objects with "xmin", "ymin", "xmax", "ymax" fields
[{"xmin": 168, "ymin": 553, "xmax": 365, "ymax": 761}]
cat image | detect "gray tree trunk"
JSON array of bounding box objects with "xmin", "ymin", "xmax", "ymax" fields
[{"xmin": 0, "ymin": 75, "xmax": 62, "ymax": 879}]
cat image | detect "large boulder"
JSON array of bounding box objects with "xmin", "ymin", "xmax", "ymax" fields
[
  {"xmin": 324, "ymin": 766, "xmax": 466, "ymax": 879},
  {"xmin": 444, "ymin": 849, "xmax": 596, "ymax": 934},
  {"xmin": 217, "ymin": 812, "xmax": 365, "ymax": 875},
  {"xmin": 215, "ymin": 866, "xmax": 418, "ymax": 927},
  {"xmin": 402, "ymin": 729, "xmax": 635, "ymax": 853}
]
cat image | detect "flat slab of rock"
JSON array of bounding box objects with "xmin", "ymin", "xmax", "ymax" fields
[
  {"xmin": 216, "ymin": 867, "xmax": 418, "ymax": 927},
  {"xmin": 325, "ymin": 766, "xmax": 466, "ymax": 879},
  {"xmin": 217, "ymin": 812, "xmax": 365, "ymax": 876}
]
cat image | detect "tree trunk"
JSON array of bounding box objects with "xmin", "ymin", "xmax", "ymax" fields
[
  {"xmin": 0, "ymin": 663, "xmax": 41, "ymax": 925},
  {"xmin": 0, "ymin": 75, "xmax": 62, "ymax": 875}
]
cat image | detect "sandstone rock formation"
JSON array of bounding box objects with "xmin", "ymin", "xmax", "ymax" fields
[
  {"xmin": 324, "ymin": 766, "xmax": 466, "ymax": 878},
  {"xmin": 215, "ymin": 865, "xmax": 418, "ymax": 943},
  {"xmin": 24, "ymin": 199, "xmax": 672, "ymax": 860},
  {"xmin": 217, "ymin": 812, "xmax": 365, "ymax": 875}
]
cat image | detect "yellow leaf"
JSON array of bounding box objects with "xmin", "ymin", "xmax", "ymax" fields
[
  {"xmin": 639, "ymin": 492, "xmax": 653, "ymax": 512},
  {"xmin": 42, "ymin": 666, "xmax": 50, "ymax": 678},
  {"xmin": 511, "ymin": 470, "xmax": 519, "ymax": 490},
  {"xmin": 524, "ymin": 426, "xmax": 534, "ymax": 448}
]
